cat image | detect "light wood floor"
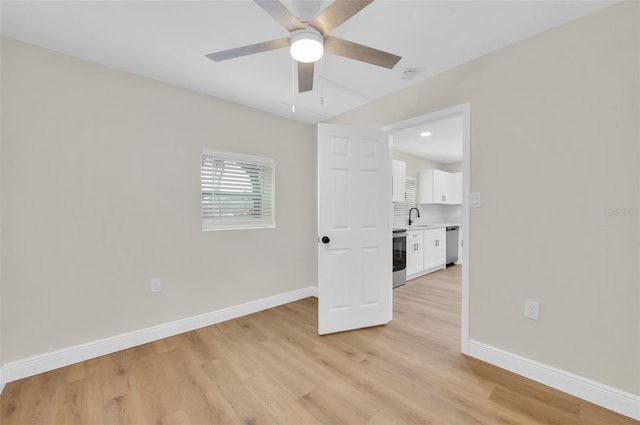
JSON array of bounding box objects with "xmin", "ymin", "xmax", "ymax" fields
[{"xmin": 1, "ymin": 265, "xmax": 638, "ymax": 424}]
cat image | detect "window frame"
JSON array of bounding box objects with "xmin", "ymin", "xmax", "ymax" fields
[
  {"xmin": 201, "ymin": 149, "xmax": 275, "ymax": 231},
  {"xmin": 393, "ymin": 177, "xmax": 416, "ymax": 222}
]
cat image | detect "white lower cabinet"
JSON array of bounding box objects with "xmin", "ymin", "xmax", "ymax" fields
[
  {"xmin": 406, "ymin": 227, "xmax": 447, "ymax": 279},
  {"xmin": 406, "ymin": 231, "xmax": 424, "ymax": 277},
  {"xmin": 423, "ymin": 228, "xmax": 446, "ymax": 273}
]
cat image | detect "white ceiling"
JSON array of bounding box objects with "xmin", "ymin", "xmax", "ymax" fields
[
  {"xmin": 0, "ymin": 0, "xmax": 615, "ymax": 125},
  {"xmin": 393, "ymin": 115, "xmax": 463, "ymax": 164}
]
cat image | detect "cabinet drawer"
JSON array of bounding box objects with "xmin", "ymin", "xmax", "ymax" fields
[
  {"xmin": 424, "ymin": 228, "xmax": 445, "ymax": 242},
  {"xmin": 407, "ymin": 231, "xmax": 423, "ymax": 241}
]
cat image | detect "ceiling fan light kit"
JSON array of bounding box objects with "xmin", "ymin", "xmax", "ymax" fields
[
  {"xmin": 290, "ymin": 29, "xmax": 324, "ymax": 63},
  {"xmin": 206, "ymin": 0, "xmax": 401, "ymax": 93}
]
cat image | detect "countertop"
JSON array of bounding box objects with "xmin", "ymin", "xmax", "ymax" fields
[{"xmin": 403, "ymin": 222, "xmax": 462, "ymax": 231}]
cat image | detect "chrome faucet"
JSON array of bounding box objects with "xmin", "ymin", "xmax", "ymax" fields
[{"xmin": 408, "ymin": 207, "xmax": 420, "ymax": 226}]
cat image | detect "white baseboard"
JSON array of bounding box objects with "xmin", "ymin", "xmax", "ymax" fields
[
  {"xmin": 0, "ymin": 368, "xmax": 4, "ymax": 395},
  {"xmin": 1, "ymin": 286, "xmax": 317, "ymax": 388},
  {"xmin": 467, "ymin": 340, "xmax": 640, "ymax": 421}
]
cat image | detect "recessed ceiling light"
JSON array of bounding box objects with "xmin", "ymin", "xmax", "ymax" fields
[{"xmin": 420, "ymin": 131, "xmax": 432, "ymax": 137}]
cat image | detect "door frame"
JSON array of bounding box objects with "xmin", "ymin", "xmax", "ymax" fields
[{"xmin": 382, "ymin": 103, "xmax": 471, "ymax": 354}]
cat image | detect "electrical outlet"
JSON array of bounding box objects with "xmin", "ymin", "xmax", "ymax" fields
[
  {"xmin": 150, "ymin": 278, "xmax": 162, "ymax": 294},
  {"xmin": 525, "ymin": 300, "xmax": 539, "ymax": 320}
]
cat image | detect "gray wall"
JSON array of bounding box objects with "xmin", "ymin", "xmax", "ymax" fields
[
  {"xmin": 0, "ymin": 38, "xmax": 317, "ymax": 363},
  {"xmin": 0, "ymin": 40, "xmax": 3, "ymax": 382},
  {"xmin": 330, "ymin": 2, "xmax": 640, "ymax": 395},
  {"xmin": 442, "ymin": 162, "xmax": 463, "ymax": 173},
  {"xmin": 392, "ymin": 150, "xmax": 448, "ymax": 180}
]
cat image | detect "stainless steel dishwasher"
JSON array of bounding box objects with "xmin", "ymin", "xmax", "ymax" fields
[{"xmin": 446, "ymin": 226, "xmax": 459, "ymax": 265}]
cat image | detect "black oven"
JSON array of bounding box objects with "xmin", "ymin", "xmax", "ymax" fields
[{"xmin": 392, "ymin": 228, "xmax": 407, "ymax": 288}]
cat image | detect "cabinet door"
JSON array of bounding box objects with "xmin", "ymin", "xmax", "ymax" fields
[
  {"xmin": 441, "ymin": 171, "xmax": 456, "ymax": 204},
  {"xmin": 418, "ymin": 169, "xmax": 433, "ymax": 204},
  {"xmin": 453, "ymin": 172, "xmax": 463, "ymax": 205},
  {"xmin": 392, "ymin": 160, "xmax": 406, "ymax": 202},
  {"xmin": 406, "ymin": 231, "xmax": 424, "ymax": 276},
  {"xmin": 418, "ymin": 169, "xmax": 455, "ymax": 204},
  {"xmin": 432, "ymin": 170, "xmax": 445, "ymax": 203},
  {"xmin": 418, "ymin": 169, "xmax": 441, "ymax": 203},
  {"xmin": 424, "ymin": 228, "xmax": 446, "ymax": 270}
]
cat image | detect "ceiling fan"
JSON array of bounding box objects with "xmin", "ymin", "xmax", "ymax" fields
[{"xmin": 206, "ymin": 0, "xmax": 401, "ymax": 93}]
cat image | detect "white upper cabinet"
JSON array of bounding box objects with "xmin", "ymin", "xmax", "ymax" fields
[
  {"xmin": 418, "ymin": 169, "xmax": 461, "ymax": 205},
  {"xmin": 418, "ymin": 169, "xmax": 442, "ymax": 204},
  {"xmin": 392, "ymin": 160, "xmax": 406, "ymax": 202},
  {"xmin": 442, "ymin": 171, "xmax": 456, "ymax": 203},
  {"xmin": 453, "ymin": 172, "xmax": 463, "ymax": 205}
]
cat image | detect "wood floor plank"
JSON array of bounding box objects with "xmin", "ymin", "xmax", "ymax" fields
[
  {"xmin": 241, "ymin": 371, "xmax": 323, "ymax": 425},
  {"xmin": 99, "ymin": 349, "xmax": 133, "ymax": 402},
  {"xmin": 60, "ymin": 375, "xmax": 104, "ymax": 425},
  {"xmin": 0, "ymin": 377, "xmax": 31, "ymax": 425},
  {"xmin": 102, "ymin": 391, "xmax": 147, "ymax": 425},
  {"xmin": 1, "ymin": 265, "xmax": 638, "ymax": 424},
  {"xmin": 159, "ymin": 348, "xmax": 236, "ymax": 424},
  {"xmin": 202, "ymin": 358, "xmax": 279, "ymax": 424}
]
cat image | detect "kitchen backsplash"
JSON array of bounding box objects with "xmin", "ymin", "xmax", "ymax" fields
[{"xmin": 394, "ymin": 204, "xmax": 462, "ymax": 228}]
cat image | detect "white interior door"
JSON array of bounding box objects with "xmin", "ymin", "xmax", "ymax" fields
[{"xmin": 317, "ymin": 123, "xmax": 392, "ymax": 335}]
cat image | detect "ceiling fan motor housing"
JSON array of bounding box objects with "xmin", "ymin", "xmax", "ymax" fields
[{"xmin": 290, "ymin": 27, "xmax": 324, "ymax": 63}]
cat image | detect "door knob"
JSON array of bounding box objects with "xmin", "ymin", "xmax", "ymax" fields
[{"xmin": 321, "ymin": 236, "xmax": 330, "ymax": 244}]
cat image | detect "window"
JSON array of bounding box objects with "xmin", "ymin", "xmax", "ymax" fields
[
  {"xmin": 394, "ymin": 177, "xmax": 416, "ymax": 221},
  {"xmin": 201, "ymin": 149, "xmax": 275, "ymax": 230}
]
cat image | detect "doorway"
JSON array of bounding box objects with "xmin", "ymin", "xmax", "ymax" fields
[{"xmin": 382, "ymin": 103, "xmax": 470, "ymax": 353}]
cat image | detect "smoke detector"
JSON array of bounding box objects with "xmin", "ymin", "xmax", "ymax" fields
[{"xmin": 402, "ymin": 68, "xmax": 416, "ymax": 81}]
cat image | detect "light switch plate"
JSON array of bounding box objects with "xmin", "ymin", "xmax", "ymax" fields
[
  {"xmin": 470, "ymin": 192, "xmax": 481, "ymax": 208},
  {"xmin": 150, "ymin": 278, "xmax": 162, "ymax": 293}
]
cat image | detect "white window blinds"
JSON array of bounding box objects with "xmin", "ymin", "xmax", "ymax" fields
[
  {"xmin": 201, "ymin": 149, "xmax": 275, "ymax": 230},
  {"xmin": 394, "ymin": 177, "xmax": 416, "ymax": 220}
]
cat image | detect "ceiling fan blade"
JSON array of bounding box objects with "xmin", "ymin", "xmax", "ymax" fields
[
  {"xmin": 298, "ymin": 62, "xmax": 314, "ymax": 93},
  {"xmin": 206, "ymin": 37, "xmax": 290, "ymax": 62},
  {"xmin": 254, "ymin": 0, "xmax": 305, "ymax": 32},
  {"xmin": 310, "ymin": 0, "xmax": 373, "ymax": 36},
  {"xmin": 324, "ymin": 36, "xmax": 401, "ymax": 69}
]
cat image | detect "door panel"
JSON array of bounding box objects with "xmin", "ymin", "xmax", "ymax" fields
[
  {"xmin": 318, "ymin": 124, "xmax": 392, "ymax": 335},
  {"xmin": 329, "ymin": 169, "xmax": 350, "ymax": 228}
]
